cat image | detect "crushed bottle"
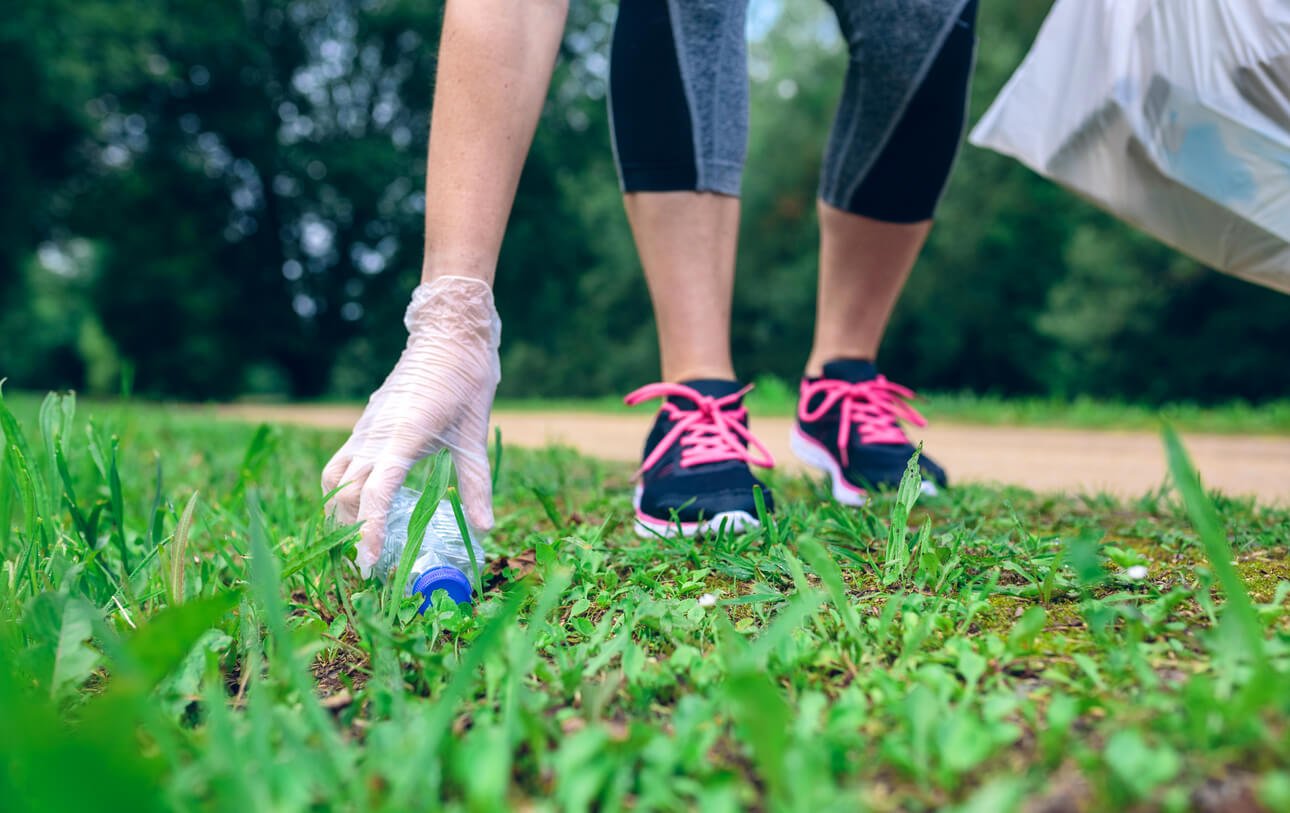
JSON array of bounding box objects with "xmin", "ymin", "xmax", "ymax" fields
[{"xmin": 375, "ymin": 487, "xmax": 485, "ymax": 611}]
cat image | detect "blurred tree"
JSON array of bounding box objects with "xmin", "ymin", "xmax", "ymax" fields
[
  {"xmin": 0, "ymin": 0, "xmax": 161, "ymax": 388},
  {"xmin": 62, "ymin": 0, "xmax": 446, "ymax": 397}
]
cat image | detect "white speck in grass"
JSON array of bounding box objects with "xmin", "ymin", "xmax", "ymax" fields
[
  {"xmin": 1126, "ymin": 565, "xmax": 1149, "ymax": 580},
  {"xmin": 697, "ymin": 593, "xmax": 717, "ymax": 608}
]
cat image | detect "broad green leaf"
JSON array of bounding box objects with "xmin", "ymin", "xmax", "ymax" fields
[
  {"xmin": 1063, "ymin": 529, "xmax": 1106, "ymax": 589},
  {"xmin": 723, "ymin": 667, "xmax": 791, "ymax": 801},
  {"xmin": 22, "ymin": 592, "xmax": 100, "ymax": 700},
  {"xmin": 116, "ymin": 589, "xmax": 241, "ymax": 693},
  {"xmin": 949, "ymin": 777, "xmax": 1025, "ymax": 813},
  {"xmin": 1007, "ymin": 606, "xmax": 1048, "ymax": 653},
  {"xmin": 1104, "ymin": 729, "xmax": 1180, "ymax": 799},
  {"xmin": 0, "ymin": 644, "xmax": 166, "ymax": 813}
]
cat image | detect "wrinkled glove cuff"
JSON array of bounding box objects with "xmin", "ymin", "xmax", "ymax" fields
[{"xmin": 405, "ymin": 276, "xmax": 502, "ymax": 350}]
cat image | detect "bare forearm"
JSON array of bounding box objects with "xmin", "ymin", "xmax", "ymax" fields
[{"xmin": 421, "ymin": 0, "xmax": 568, "ymax": 284}]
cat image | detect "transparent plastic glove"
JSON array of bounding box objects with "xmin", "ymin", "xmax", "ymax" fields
[{"xmin": 322, "ymin": 275, "xmax": 501, "ymax": 577}]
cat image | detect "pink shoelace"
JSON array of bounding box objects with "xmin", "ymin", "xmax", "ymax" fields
[
  {"xmin": 798, "ymin": 375, "xmax": 928, "ymax": 466},
  {"xmin": 624, "ymin": 383, "xmax": 776, "ymax": 476}
]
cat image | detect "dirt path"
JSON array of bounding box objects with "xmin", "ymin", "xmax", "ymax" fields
[{"xmin": 212, "ymin": 404, "xmax": 1290, "ymax": 505}]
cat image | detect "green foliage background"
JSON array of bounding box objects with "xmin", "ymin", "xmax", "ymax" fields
[{"xmin": 2, "ymin": 0, "xmax": 1288, "ymax": 402}]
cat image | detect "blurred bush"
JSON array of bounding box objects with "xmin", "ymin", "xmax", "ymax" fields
[{"xmin": 2, "ymin": 0, "xmax": 1287, "ymax": 402}]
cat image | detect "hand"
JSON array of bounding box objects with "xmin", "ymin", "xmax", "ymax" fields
[{"xmin": 322, "ymin": 276, "xmax": 501, "ymax": 576}]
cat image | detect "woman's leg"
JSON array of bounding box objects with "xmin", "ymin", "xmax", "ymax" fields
[
  {"xmin": 610, "ymin": 0, "xmax": 774, "ymax": 537},
  {"xmin": 807, "ymin": 0, "xmax": 978, "ymax": 375},
  {"xmin": 421, "ymin": 0, "xmax": 569, "ymax": 284},
  {"xmin": 807, "ymin": 211, "xmax": 931, "ymax": 374},
  {"xmin": 610, "ymin": 0, "xmax": 749, "ymax": 383},
  {"xmin": 623, "ymin": 192, "xmax": 741, "ymax": 382},
  {"xmin": 791, "ymin": 0, "xmax": 977, "ymax": 499}
]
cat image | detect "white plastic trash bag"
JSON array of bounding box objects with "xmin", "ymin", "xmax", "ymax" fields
[{"xmin": 970, "ymin": 0, "xmax": 1290, "ymax": 293}]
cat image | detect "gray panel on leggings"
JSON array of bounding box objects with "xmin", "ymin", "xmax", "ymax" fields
[
  {"xmin": 667, "ymin": 0, "xmax": 750, "ymax": 195},
  {"xmin": 820, "ymin": 0, "xmax": 973, "ymax": 208}
]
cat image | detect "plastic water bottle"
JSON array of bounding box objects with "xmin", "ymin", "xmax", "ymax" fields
[{"xmin": 375, "ymin": 488, "xmax": 484, "ymax": 611}]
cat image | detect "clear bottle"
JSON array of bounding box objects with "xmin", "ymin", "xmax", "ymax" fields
[{"xmin": 375, "ymin": 487, "xmax": 485, "ymax": 610}]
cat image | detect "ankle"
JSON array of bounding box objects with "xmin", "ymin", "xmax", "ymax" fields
[
  {"xmin": 805, "ymin": 347, "xmax": 876, "ymax": 379},
  {"xmin": 661, "ymin": 363, "xmax": 737, "ymax": 384},
  {"xmin": 803, "ymin": 355, "xmax": 826, "ymax": 379}
]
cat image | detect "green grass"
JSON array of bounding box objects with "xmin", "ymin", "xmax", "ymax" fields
[
  {"xmin": 495, "ymin": 377, "xmax": 1290, "ymax": 435},
  {"xmin": 2, "ymin": 389, "xmax": 1289, "ymax": 812}
]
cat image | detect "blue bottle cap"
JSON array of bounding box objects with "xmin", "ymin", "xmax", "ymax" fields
[{"xmin": 412, "ymin": 565, "xmax": 473, "ymax": 612}]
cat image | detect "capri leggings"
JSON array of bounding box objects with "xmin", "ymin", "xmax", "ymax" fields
[{"xmin": 609, "ymin": 0, "xmax": 979, "ymax": 224}]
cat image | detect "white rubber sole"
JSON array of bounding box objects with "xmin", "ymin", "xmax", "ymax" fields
[
  {"xmin": 790, "ymin": 427, "xmax": 939, "ymax": 506},
  {"xmin": 631, "ymin": 484, "xmax": 761, "ymax": 539}
]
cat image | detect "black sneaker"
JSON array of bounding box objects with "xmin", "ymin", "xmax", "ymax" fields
[
  {"xmin": 624, "ymin": 379, "xmax": 776, "ymax": 537},
  {"xmin": 791, "ymin": 359, "xmax": 947, "ymax": 505}
]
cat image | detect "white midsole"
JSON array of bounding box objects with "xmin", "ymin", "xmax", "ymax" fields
[
  {"xmin": 631, "ymin": 484, "xmax": 761, "ymax": 539},
  {"xmin": 789, "ymin": 428, "xmax": 868, "ymax": 506},
  {"xmin": 789, "ymin": 427, "xmax": 938, "ymax": 505}
]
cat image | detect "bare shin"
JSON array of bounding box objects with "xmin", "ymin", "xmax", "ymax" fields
[
  {"xmin": 623, "ymin": 191, "xmax": 741, "ymax": 383},
  {"xmin": 805, "ymin": 200, "xmax": 932, "ymax": 377}
]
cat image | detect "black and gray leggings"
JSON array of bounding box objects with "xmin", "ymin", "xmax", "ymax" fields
[{"xmin": 609, "ymin": 0, "xmax": 978, "ymax": 224}]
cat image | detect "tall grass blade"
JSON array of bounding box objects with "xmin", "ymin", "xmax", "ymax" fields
[
  {"xmin": 1161, "ymin": 426, "xmax": 1270, "ymax": 697},
  {"xmin": 168, "ymin": 491, "xmax": 200, "ymax": 605},
  {"xmin": 446, "ymin": 485, "xmax": 481, "ymax": 591},
  {"xmin": 0, "ymin": 419, "xmax": 9, "ymax": 550},
  {"xmin": 38, "ymin": 392, "xmax": 75, "ymax": 519},
  {"xmin": 753, "ymin": 483, "xmax": 777, "ymax": 545},
  {"xmin": 531, "ymin": 484, "xmax": 566, "ymax": 533},
  {"xmin": 492, "ymin": 425, "xmax": 504, "ymax": 491},
  {"xmin": 1, "ymin": 392, "xmax": 49, "ymax": 562},
  {"xmin": 386, "ymin": 450, "xmax": 451, "ymax": 620},
  {"xmin": 795, "ymin": 536, "xmax": 862, "ymax": 643},
  {"xmin": 246, "ymin": 491, "xmax": 294, "ymax": 668},
  {"xmin": 281, "ymin": 523, "xmax": 355, "ymax": 579},
  {"xmin": 54, "ymin": 443, "xmax": 92, "ymax": 548},
  {"xmin": 87, "ymin": 426, "xmax": 128, "ymax": 578},
  {"xmin": 148, "ymin": 454, "xmax": 165, "ymax": 548},
  {"xmin": 231, "ymin": 424, "xmax": 276, "ymax": 500},
  {"xmin": 5, "ymin": 441, "xmax": 44, "ymax": 591},
  {"xmin": 0, "ymin": 384, "xmax": 36, "ymax": 463},
  {"xmin": 715, "ymin": 612, "xmax": 792, "ymax": 804},
  {"xmin": 884, "ymin": 445, "xmax": 924, "ymax": 585},
  {"xmin": 245, "ymin": 491, "xmax": 350, "ymax": 787}
]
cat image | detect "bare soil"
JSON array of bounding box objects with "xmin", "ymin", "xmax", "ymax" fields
[{"xmin": 212, "ymin": 404, "xmax": 1290, "ymax": 505}]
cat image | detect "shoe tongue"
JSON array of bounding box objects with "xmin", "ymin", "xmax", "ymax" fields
[
  {"xmin": 820, "ymin": 359, "xmax": 878, "ymax": 383},
  {"xmin": 669, "ymin": 378, "xmax": 743, "ymax": 409}
]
